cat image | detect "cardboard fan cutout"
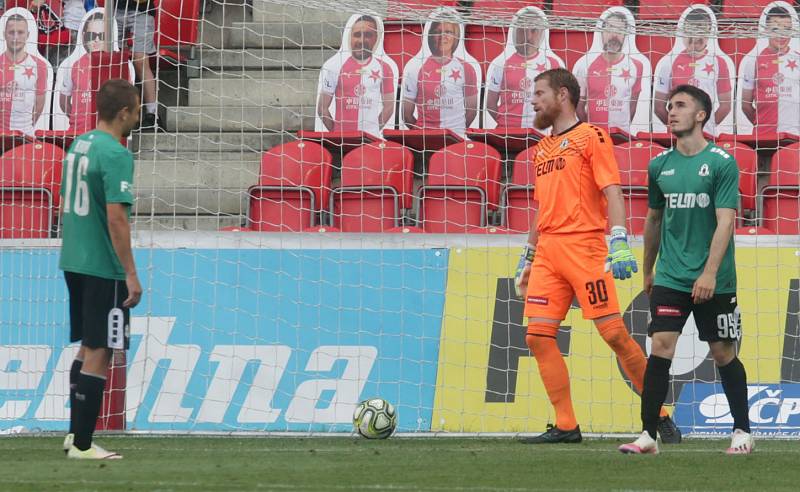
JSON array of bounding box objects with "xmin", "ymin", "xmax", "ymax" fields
[
  {"xmin": 0, "ymin": 8, "xmax": 54, "ymax": 135},
  {"xmin": 400, "ymin": 7, "xmax": 482, "ymax": 137},
  {"xmin": 572, "ymin": 6, "xmax": 651, "ymax": 136},
  {"xmin": 483, "ymin": 6, "xmax": 564, "ymax": 130},
  {"xmin": 314, "ymin": 14, "xmax": 399, "ymax": 136}
]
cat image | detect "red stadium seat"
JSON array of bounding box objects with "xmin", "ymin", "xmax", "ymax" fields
[
  {"xmin": 721, "ymin": 0, "xmax": 774, "ymax": 18},
  {"xmin": 502, "ymin": 145, "xmax": 537, "ymax": 233},
  {"xmin": 718, "ymin": 38, "xmax": 756, "ymax": 70},
  {"xmin": 467, "ymin": 226, "xmax": 514, "ymax": 234},
  {"xmin": 549, "ymin": 30, "xmax": 593, "ymax": 71},
  {"xmin": 248, "ymin": 141, "xmax": 333, "ymax": 232},
  {"xmin": 639, "ymin": 0, "xmax": 709, "ymax": 20},
  {"xmin": 382, "ymin": 22, "xmax": 423, "ymax": 78},
  {"xmin": 465, "ymin": 25, "xmax": 507, "ymax": 77},
  {"xmin": 716, "ymin": 141, "xmax": 757, "ymax": 214},
  {"xmin": 155, "ymin": 0, "xmax": 201, "ymax": 64},
  {"xmin": 614, "ymin": 141, "xmax": 666, "ymax": 234},
  {"xmin": 736, "ymin": 226, "xmax": 774, "ymax": 235},
  {"xmin": 551, "ymin": 0, "xmax": 623, "ymax": 19},
  {"xmin": 332, "ymin": 141, "xmax": 414, "ymax": 232},
  {"xmin": 471, "ymin": 1, "xmax": 545, "ymax": 17},
  {"xmin": 385, "ymin": 225, "xmax": 425, "ymax": 233},
  {"xmin": 761, "ymin": 143, "xmax": 800, "ymax": 234},
  {"xmin": 389, "ymin": 0, "xmax": 457, "ymax": 11},
  {"xmin": 417, "ymin": 141, "xmax": 502, "ymax": 233},
  {"xmin": 0, "ymin": 142, "xmax": 64, "ymax": 238},
  {"xmin": 636, "ymin": 35, "xmax": 674, "ymax": 69}
]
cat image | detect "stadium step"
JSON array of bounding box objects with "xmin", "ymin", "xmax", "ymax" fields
[
  {"xmin": 132, "ymin": 215, "xmax": 244, "ymax": 232},
  {"xmin": 193, "ymin": 48, "xmax": 335, "ymax": 73},
  {"xmin": 133, "ymin": 157, "xmax": 258, "ymax": 216},
  {"xmin": 188, "ymin": 75, "xmax": 319, "ymax": 107},
  {"xmin": 226, "ymin": 21, "xmax": 343, "ymax": 50},
  {"xmin": 164, "ymin": 105, "xmax": 314, "ymax": 133},
  {"xmin": 133, "ymin": 188, "xmax": 248, "ymax": 216},
  {"xmin": 250, "ymin": 2, "xmax": 354, "ymax": 24},
  {"xmin": 132, "ymin": 132, "xmax": 286, "ymax": 154}
]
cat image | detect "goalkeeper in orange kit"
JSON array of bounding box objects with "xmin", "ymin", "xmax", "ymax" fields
[{"xmin": 514, "ymin": 68, "xmax": 678, "ymax": 444}]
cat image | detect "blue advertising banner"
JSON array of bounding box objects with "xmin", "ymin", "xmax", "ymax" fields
[
  {"xmin": 674, "ymin": 383, "xmax": 800, "ymax": 437},
  {"xmin": 0, "ymin": 248, "xmax": 449, "ymax": 432}
]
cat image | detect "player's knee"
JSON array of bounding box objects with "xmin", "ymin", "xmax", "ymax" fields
[
  {"xmin": 600, "ymin": 328, "xmax": 631, "ymax": 352},
  {"xmin": 709, "ymin": 342, "xmax": 736, "ymax": 366},
  {"xmin": 649, "ymin": 334, "xmax": 678, "ymax": 359},
  {"xmin": 525, "ymin": 334, "xmax": 555, "ymax": 356}
]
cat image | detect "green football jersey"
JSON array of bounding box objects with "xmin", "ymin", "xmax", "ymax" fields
[
  {"xmin": 648, "ymin": 143, "xmax": 739, "ymax": 294},
  {"xmin": 59, "ymin": 130, "xmax": 135, "ymax": 280}
]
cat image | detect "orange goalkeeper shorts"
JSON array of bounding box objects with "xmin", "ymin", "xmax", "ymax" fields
[{"xmin": 524, "ymin": 231, "xmax": 620, "ymax": 327}]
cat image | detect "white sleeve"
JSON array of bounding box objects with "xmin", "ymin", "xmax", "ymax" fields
[
  {"xmin": 653, "ymin": 58, "xmax": 671, "ymax": 94},
  {"xmin": 58, "ymin": 60, "xmax": 74, "ymax": 97},
  {"xmin": 572, "ymin": 57, "xmax": 588, "ymax": 98},
  {"xmin": 403, "ymin": 61, "xmax": 420, "ymax": 102},
  {"xmin": 739, "ymin": 55, "xmax": 756, "ymax": 91},
  {"xmin": 319, "ymin": 59, "xmax": 340, "ymax": 96},
  {"xmin": 485, "ymin": 59, "xmax": 504, "ymax": 93}
]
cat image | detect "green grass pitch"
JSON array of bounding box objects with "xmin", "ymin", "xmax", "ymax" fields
[{"xmin": 1, "ymin": 436, "xmax": 797, "ymax": 491}]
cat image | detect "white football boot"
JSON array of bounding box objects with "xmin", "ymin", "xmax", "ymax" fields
[
  {"xmin": 726, "ymin": 429, "xmax": 754, "ymax": 455},
  {"xmin": 618, "ymin": 431, "xmax": 660, "ymax": 455},
  {"xmin": 67, "ymin": 443, "xmax": 123, "ymax": 460},
  {"xmin": 62, "ymin": 433, "xmax": 74, "ymax": 454}
]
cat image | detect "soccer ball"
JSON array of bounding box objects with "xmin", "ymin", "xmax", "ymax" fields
[{"xmin": 352, "ymin": 398, "xmax": 397, "ymax": 439}]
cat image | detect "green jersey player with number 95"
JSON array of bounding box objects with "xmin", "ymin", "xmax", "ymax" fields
[{"xmin": 619, "ymin": 85, "xmax": 753, "ymax": 456}]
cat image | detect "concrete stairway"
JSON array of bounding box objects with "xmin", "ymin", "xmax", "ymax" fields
[{"xmin": 133, "ymin": 1, "xmax": 354, "ymax": 231}]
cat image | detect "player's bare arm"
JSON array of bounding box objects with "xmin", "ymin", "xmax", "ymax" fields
[
  {"xmin": 714, "ymin": 91, "xmax": 732, "ymax": 125},
  {"xmin": 33, "ymin": 92, "xmax": 45, "ymax": 128},
  {"xmin": 603, "ymin": 184, "xmax": 626, "ymax": 229},
  {"xmin": 741, "ymin": 88, "xmax": 756, "ymax": 125},
  {"xmin": 629, "ymin": 88, "xmax": 641, "ymax": 124},
  {"xmin": 485, "ymin": 89, "xmax": 500, "ymax": 123},
  {"xmin": 401, "ymin": 99, "xmax": 418, "ymax": 128},
  {"xmin": 107, "ymin": 203, "xmax": 141, "ymax": 308},
  {"xmin": 317, "ymin": 92, "xmax": 335, "ymax": 131},
  {"xmin": 642, "ymin": 207, "xmax": 663, "ymax": 296},
  {"xmin": 379, "ymin": 90, "xmax": 394, "ymax": 128},
  {"xmin": 464, "ymin": 92, "xmax": 478, "ymax": 129},
  {"xmin": 60, "ymin": 94, "xmax": 72, "ymax": 121},
  {"xmin": 692, "ymin": 207, "xmax": 735, "ymax": 304}
]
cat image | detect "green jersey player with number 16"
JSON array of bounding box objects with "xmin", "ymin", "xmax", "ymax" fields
[
  {"xmin": 619, "ymin": 84, "xmax": 753, "ymax": 456},
  {"xmin": 59, "ymin": 79, "xmax": 143, "ymax": 460}
]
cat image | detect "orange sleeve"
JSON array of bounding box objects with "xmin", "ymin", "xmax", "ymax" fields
[{"xmin": 585, "ymin": 125, "xmax": 620, "ymax": 190}]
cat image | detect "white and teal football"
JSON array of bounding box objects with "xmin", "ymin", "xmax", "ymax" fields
[{"xmin": 352, "ymin": 398, "xmax": 397, "ymax": 439}]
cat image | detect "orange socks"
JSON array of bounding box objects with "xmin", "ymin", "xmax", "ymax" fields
[
  {"xmin": 526, "ymin": 326, "xmax": 578, "ymax": 431},
  {"xmin": 597, "ymin": 317, "xmax": 669, "ymax": 418}
]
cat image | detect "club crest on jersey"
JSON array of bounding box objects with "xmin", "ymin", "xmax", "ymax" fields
[
  {"xmin": 699, "ymin": 163, "xmax": 710, "ymax": 177},
  {"xmin": 560, "ymin": 138, "xmax": 569, "ymax": 149}
]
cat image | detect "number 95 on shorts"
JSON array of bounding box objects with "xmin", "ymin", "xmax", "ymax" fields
[{"xmin": 649, "ymin": 285, "xmax": 741, "ymax": 342}]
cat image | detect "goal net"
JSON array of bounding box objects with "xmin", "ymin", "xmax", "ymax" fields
[{"xmin": 0, "ymin": 0, "xmax": 799, "ymax": 438}]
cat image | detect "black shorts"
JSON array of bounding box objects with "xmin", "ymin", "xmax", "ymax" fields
[
  {"xmin": 649, "ymin": 285, "xmax": 741, "ymax": 343},
  {"xmin": 65, "ymin": 272, "xmax": 130, "ymax": 350}
]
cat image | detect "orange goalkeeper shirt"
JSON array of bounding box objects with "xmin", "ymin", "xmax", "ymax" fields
[{"xmin": 532, "ymin": 122, "xmax": 621, "ymax": 234}]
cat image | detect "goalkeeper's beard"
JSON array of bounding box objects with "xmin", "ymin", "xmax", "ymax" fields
[{"xmin": 534, "ymin": 105, "xmax": 561, "ymax": 130}]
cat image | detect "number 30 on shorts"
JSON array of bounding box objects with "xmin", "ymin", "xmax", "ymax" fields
[
  {"xmin": 585, "ymin": 280, "xmax": 609, "ymax": 305},
  {"xmin": 717, "ymin": 307, "xmax": 741, "ymax": 340}
]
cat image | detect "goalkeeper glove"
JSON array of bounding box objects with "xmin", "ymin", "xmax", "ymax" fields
[
  {"xmin": 605, "ymin": 226, "xmax": 638, "ymax": 280},
  {"xmin": 514, "ymin": 243, "xmax": 536, "ymax": 298}
]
